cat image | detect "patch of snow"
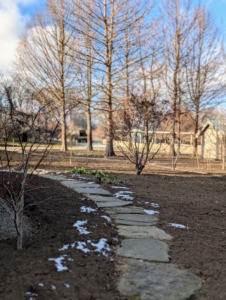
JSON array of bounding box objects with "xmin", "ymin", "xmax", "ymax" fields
[
  {"xmin": 67, "ymin": 258, "xmax": 74, "ymax": 261},
  {"xmin": 168, "ymin": 223, "xmax": 186, "ymax": 229},
  {"xmin": 73, "ymin": 220, "xmax": 91, "ymax": 235},
  {"xmin": 64, "ymin": 284, "xmax": 70, "ymax": 288},
  {"xmin": 144, "ymin": 209, "xmax": 159, "ymax": 215},
  {"xmin": 76, "ymin": 241, "xmax": 90, "ymax": 253},
  {"xmin": 25, "ymin": 292, "xmax": 32, "ymax": 295},
  {"xmin": 80, "ymin": 206, "xmax": 97, "ymax": 213},
  {"xmin": 114, "ymin": 192, "xmax": 134, "ymax": 201},
  {"xmin": 112, "ymin": 237, "xmax": 118, "ymax": 242},
  {"xmin": 48, "ymin": 256, "xmax": 68, "ymax": 272},
  {"xmin": 88, "ymin": 238, "xmax": 110, "ymax": 257},
  {"xmin": 112, "ymin": 186, "xmax": 129, "ymax": 189},
  {"xmin": 144, "ymin": 202, "xmax": 149, "ymax": 204},
  {"xmin": 87, "ymin": 182, "xmax": 95, "ymax": 184},
  {"xmin": 59, "ymin": 244, "xmax": 70, "ymax": 251},
  {"xmin": 51, "ymin": 284, "xmax": 56, "ymax": 290},
  {"xmin": 38, "ymin": 283, "xmax": 44, "ymax": 287},
  {"xmin": 151, "ymin": 202, "xmax": 160, "ymax": 208},
  {"xmin": 101, "ymin": 216, "xmax": 111, "ymax": 222}
]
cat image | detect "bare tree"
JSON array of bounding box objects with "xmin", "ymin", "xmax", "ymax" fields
[
  {"xmin": 114, "ymin": 92, "xmax": 168, "ymax": 175},
  {"xmin": 185, "ymin": 7, "xmax": 225, "ymax": 155},
  {"xmin": 162, "ymin": 0, "xmax": 198, "ymax": 171},
  {"xmin": 15, "ymin": 0, "xmax": 80, "ymax": 152},
  {"xmin": 0, "ymin": 83, "xmax": 58, "ymax": 249},
  {"xmin": 70, "ymin": 0, "xmax": 154, "ymax": 157}
]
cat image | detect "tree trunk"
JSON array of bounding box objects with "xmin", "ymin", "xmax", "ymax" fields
[
  {"xmin": 61, "ymin": 103, "xmax": 67, "ymax": 152},
  {"xmin": 16, "ymin": 209, "xmax": 23, "ymax": 250},
  {"xmin": 86, "ymin": 100, "xmax": 93, "ymax": 151}
]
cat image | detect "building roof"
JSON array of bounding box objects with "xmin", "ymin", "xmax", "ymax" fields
[{"xmin": 196, "ymin": 119, "xmax": 226, "ymax": 138}]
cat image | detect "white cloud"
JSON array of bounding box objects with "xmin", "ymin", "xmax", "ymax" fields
[{"xmin": 0, "ymin": 0, "xmax": 36, "ymax": 73}]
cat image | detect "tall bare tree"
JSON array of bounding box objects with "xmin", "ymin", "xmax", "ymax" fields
[
  {"xmin": 15, "ymin": 0, "xmax": 80, "ymax": 152},
  {"xmin": 162, "ymin": 0, "xmax": 198, "ymax": 171},
  {"xmin": 185, "ymin": 6, "xmax": 225, "ymax": 154},
  {"xmin": 70, "ymin": 0, "xmax": 154, "ymax": 156}
]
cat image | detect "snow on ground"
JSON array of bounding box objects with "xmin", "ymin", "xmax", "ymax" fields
[
  {"xmin": 168, "ymin": 223, "xmax": 186, "ymax": 229},
  {"xmin": 51, "ymin": 284, "xmax": 56, "ymax": 290},
  {"xmin": 75, "ymin": 241, "xmax": 91, "ymax": 253},
  {"xmin": 64, "ymin": 284, "xmax": 70, "ymax": 288},
  {"xmin": 73, "ymin": 220, "xmax": 91, "ymax": 235},
  {"xmin": 114, "ymin": 191, "xmax": 134, "ymax": 201},
  {"xmin": 87, "ymin": 238, "xmax": 111, "ymax": 257},
  {"xmin": 80, "ymin": 206, "xmax": 97, "ymax": 213},
  {"xmin": 38, "ymin": 283, "xmax": 44, "ymax": 287},
  {"xmin": 151, "ymin": 202, "xmax": 160, "ymax": 208},
  {"xmin": 101, "ymin": 216, "xmax": 111, "ymax": 222},
  {"xmin": 112, "ymin": 186, "xmax": 129, "ymax": 189},
  {"xmin": 59, "ymin": 244, "xmax": 70, "ymax": 251},
  {"xmin": 144, "ymin": 209, "xmax": 159, "ymax": 215},
  {"xmin": 48, "ymin": 256, "xmax": 69, "ymax": 272}
]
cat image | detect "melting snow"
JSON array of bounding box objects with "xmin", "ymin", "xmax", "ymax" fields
[
  {"xmin": 48, "ymin": 256, "xmax": 68, "ymax": 272},
  {"xmin": 101, "ymin": 216, "xmax": 111, "ymax": 222},
  {"xmin": 151, "ymin": 202, "xmax": 160, "ymax": 208},
  {"xmin": 38, "ymin": 283, "xmax": 44, "ymax": 287},
  {"xmin": 114, "ymin": 191, "xmax": 134, "ymax": 201},
  {"xmin": 112, "ymin": 186, "xmax": 129, "ymax": 189},
  {"xmin": 73, "ymin": 220, "xmax": 91, "ymax": 235},
  {"xmin": 88, "ymin": 238, "xmax": 111, "ymax": 257},
  {"xmin": 51, "ymin": 284, "xmax": 56, "ymax": 290},
  {"xmin": 76, "ymin": 241, "xmax": 91, "ymax": 253},
  {"xmin": 59, "ymin": 244, "xmax": 70, "ymax": 251},
  {"xmin": 168, "ymin": 223, "xmax": 186, "ymax": 229},
  {"xmin": 80, "ymin": 206, "xmax": 97, "ymax": 213},
  {"xmin": 64, "ymin": 284, "xmax": 70, "ymax": 288},
  {"xmin": 144, "ymin": 209, "xmax": 159, "ymax": 215}
]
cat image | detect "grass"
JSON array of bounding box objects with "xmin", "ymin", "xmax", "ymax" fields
[{"xmin": 65, "ymin": 166, "xmax": 128, "ymax": 185}]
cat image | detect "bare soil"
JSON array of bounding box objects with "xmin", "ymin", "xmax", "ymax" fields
[
  {"xmin": 0, "ymin": 175, "xmax": 123, "ymax": 300},
  {"xmin": 1, "ymin": 151, "xmax": 226, "ymax": 300}
]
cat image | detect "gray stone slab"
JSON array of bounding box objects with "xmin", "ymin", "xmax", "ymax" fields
[
  {"xmin": 96, "ymin": 201, "xmax": 132, "ymax": 208},
  {"xmin": 117, "ymin": 258, "xmax": 202, "ymax": 300},
  {"xmin": 39, "ymin": 174, "xmax": 66, "ymax": 180},
  {"xmin": 117, "ymin": 225, "xmax": 172, "ymax": 240},
  {"xmin": 73, "ymin": 187, "xmax": 112, "ymax": 196},
  {"xmin": 114, "ymin": 214, "xmax": 158, "ymax": 226},
  {"xmin": 105, "ymin": 206, "xmax": 145, "ymax": 215},
  {"xmin": 86, "ymin": 195, "xmax": 119, "ymax": 202},
  {"xmin": 117, "ymin": 239, "xmax": 170, "ymax": 262},
  {"xmin": 62, "ymin": 181, "xmax": 100, "ymax": 189}
]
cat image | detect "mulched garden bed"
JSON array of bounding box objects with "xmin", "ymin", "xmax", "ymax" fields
[{"xmin": 0, "ymin": 175, "xmax": 124, "ymax": 300}]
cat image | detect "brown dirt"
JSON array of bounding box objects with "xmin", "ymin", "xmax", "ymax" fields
[
  {"xmin": 1, "ymin": 151, "xmax": 226, "ymax": 300},
  {"xmin": 104, "ymin": 171, "xmax": 226, "ymax": 300},
  {"xmin": 0, "ymin": 175, "xmax": 124, "ymax": 300}
]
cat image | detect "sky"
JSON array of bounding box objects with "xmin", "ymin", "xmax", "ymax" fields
[{"xmin": 0, "ymin": 0, "xmax": 226, "ymax": 74}]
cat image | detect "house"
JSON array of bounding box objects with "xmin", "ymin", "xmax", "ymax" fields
[{"xmin": 196, "ymin": 119, "xmax": 226, "ymax": 160}]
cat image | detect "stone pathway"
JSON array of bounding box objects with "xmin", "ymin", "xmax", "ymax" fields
[{"xmin": 41, "ymin": 174, "xmax": 202, "ymax": 300}]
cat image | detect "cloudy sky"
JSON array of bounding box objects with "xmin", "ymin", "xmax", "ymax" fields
[{"xmin": 0, "ymin": 0, "xmax": 225, "ymax": 74}]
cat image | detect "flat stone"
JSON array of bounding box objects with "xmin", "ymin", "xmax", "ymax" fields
[
  {"xmin": 96, "ymin": 201, "xmax": 132, "ymax": 208},
  {"xmin": 106, "ymin": 207, "xmax": 145, "ymax": 215},
  {"xmin": 117, "ymin": 225, "xmax": 172, "ymax": 240},
  {"xmin": 72, "ymin": 187, "xmax": 112, "ymax": 196},
  {"xmin": 62, "ymin": 181, "xmax": 100, "ymax": 189},
  {"xmin": 39, "ymin": 174, "xmax": 66, "ymax": 180},
  {"xmin": 114, "ymin": 214, "xmax": 158, "ymax": 226},
  {"xmin": 117, "ymin": 239, "xmax": 170, "ymax": 262},
  {"xmin": 117, "ymin": 258, "xmax": 202, "ymax": 300},
  {"xmin": 86, "ymin": 195, "xmax": 119, "ymax": 202}
]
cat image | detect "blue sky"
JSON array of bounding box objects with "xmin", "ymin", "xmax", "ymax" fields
[{"xmin": 0, "ymin": 0, "xmax": 226, "ymax": 74}]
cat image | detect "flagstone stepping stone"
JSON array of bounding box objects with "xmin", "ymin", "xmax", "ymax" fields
[
  {"xmin": 96, "ymin": 201, "xmax": 132, "ymax": 208},
  {"xmin": 86, "ymin": 195, "xmax": 119, "ymax": 202},
  {"xmin": 117, "ymin": 258, "xmax": 202, "ymax": 300},
  {"xmin": 117, "ymin": 225, "xmax": 172, "ymax": 240},
  {"xmin": 114, "ymin": 214, "xmax": 158, "ymax": 226},
  {"xmin": 105, "ymin": 207, "xmax": 145, "ymax": 215},
  {"xmin": 70, "ymin": 187, "xmax": 112, "ymax": 196},
  {"xmin": 117, "ymin": 239, "xmax": 170, "ymax": 262},
  {"xmin": 40, "ymin": 174, "xmax": 66, "ymax": 180},
  {"xmin": 62, "ymin": 181, "xmax": 100, "ymax": 189}
]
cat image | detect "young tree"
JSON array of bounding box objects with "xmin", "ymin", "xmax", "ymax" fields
[
  {"xmin": 114, "ymin": 94, "xmax": 168, "ymax": 175},
  {"xmin": 15, "ymin": 0, "xmax": 80, "ymax": 152},
  {"xmin": 0, "ymin": 83, "xmax": 58, "ymax": 249},
  {"xmin": 185, "ymin": 7, "xmax": 225, "ymax": 155}
]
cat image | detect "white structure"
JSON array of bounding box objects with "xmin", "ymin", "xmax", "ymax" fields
[{"xmin": 196, "ymin": 119, "xmax": 226, "ymax": 160}]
